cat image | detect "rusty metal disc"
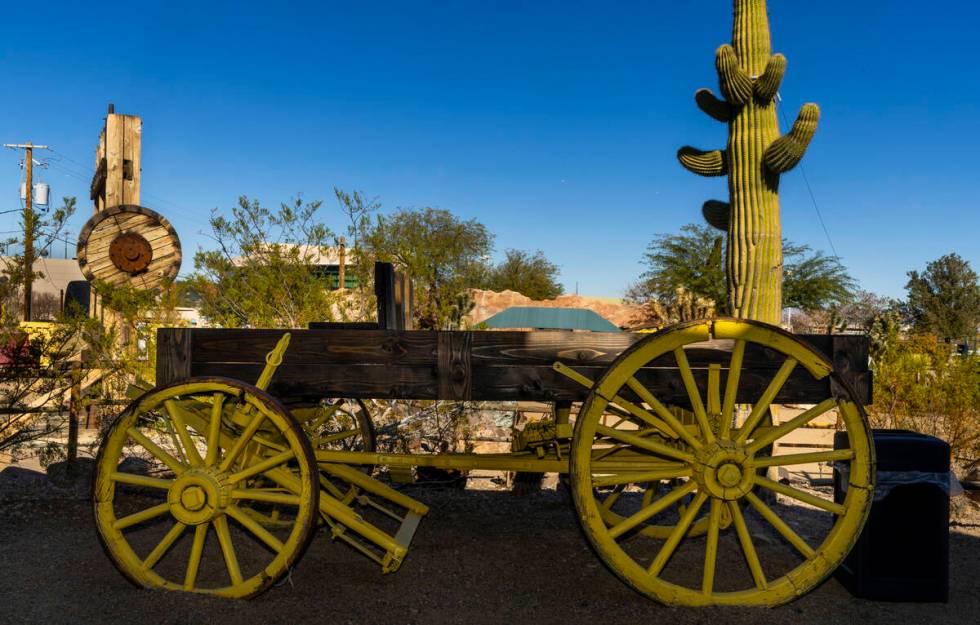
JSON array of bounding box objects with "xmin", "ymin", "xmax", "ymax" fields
[
  {"xmin": 76, "ymin": 204, "xmax": 181, "ymax": 290},
  {"xmin": 108, "ymin": 232, "xmax": 154, "ymax": 274}
]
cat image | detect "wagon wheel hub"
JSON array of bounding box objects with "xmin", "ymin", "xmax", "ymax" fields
[
  {"xmin": 168, "ymin": 467, "xmax": 231, "ymax": 525},
  {"xmin": 693, "ymin": 441, "xmax": 754, "ymax": 501}
]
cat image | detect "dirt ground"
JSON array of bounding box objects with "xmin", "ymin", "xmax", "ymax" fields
[{"xmin": 1, "ymin": 479, "xmax": 979, "ymax": 625}]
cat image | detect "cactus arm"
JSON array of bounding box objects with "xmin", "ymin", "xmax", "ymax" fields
[
  {"xmin": 695, "ymin": 88, "xmax": 733, "ymax": 122},
  {"xmin": 754, "ymin": 53, "xmax": 786, "ymax": 102},
  {"xmin": 702, "ymin": 200, "xmax": 730, "ymax": 231},
  {"xmin": 764, "ymin": 103, "xmax": 820, "ymax": 173},
  {"xmin": 715, "ymin": 44, "xmax": 753, "ymax": 104},
  {"xmin": 677, "ymin": 147, "xmax": 728, "ymax": 177}
]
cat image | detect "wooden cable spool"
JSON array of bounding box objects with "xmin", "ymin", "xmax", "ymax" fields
[{"xmin": 76, "ymin": 204, "xmax": 181, "ymax": 290}]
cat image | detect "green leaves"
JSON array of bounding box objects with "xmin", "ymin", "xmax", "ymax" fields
[
  {"xmin": 627, "ymin": 224, "xmax": 727, "ymax": 313},
  {"xmin": 189, "ymin": 196, "xmax": 347, "ymax": 329},
  {"xmin": 905, "ymin": 253, "xmax": 980, "ymax": 342},
  {"xmin": 781, "ymin": 242, "xmax": 856, "ymax": 311},
  {"xmin": 363, "ymin": 207, "xmax": 493, "ymax": 330},
  {"xmin": 628, "ymin": 224, "xmax": 857, "ymax": 317},
  {"xmin": 482, "ymin": 249, "xmax": 564, "ymax": 300}
]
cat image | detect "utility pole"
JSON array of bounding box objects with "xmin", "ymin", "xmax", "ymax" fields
[
  {"xmin": 338, "ymin": 236, "xmax": 347, "ymax": 291},
  {"xmin": 4, "ymin": 142, "xmax": 49, "ymax": 321}
]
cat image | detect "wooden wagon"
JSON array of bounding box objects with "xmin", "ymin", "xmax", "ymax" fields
[{"xmin": 91, "ymin": 283, "xmax": 875, "ymax": 607}]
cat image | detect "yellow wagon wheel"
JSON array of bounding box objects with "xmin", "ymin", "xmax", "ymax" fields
[
  {"xmin": 294, "ymin": 398, "xmax": 376, "ymax": 505},
  {"xmin": 569, "ymin": 318, "xmax": 874, "ymax": 607},
  {"xmin": 93, "ymin": 377, "xmax": 319, "ymax": 598}
]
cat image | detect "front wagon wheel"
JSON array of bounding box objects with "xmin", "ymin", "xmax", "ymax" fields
[
  {"xmin": 93, "ymin": 377, "xmax": 319, "ymax": 598},
  {"xmin": 570, "ymin": 319, "xmax": 874, "ymax": 607}
]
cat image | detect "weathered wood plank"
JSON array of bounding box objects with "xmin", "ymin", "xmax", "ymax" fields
[
  {"xmin": 438, "ymin": 332, "xmax": 472, "ymax": 400},
  {"xmin": 156, "ymin": 328, "xmax": 192, "ymax": 386},
  {"xmin": 159, "ymin": 328, "xmax": 872, "ymax": 404}
]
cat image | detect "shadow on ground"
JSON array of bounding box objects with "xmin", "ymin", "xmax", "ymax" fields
[{"xmin": 0, "ymin": 486, "xmax": 977, "ymax": 625}]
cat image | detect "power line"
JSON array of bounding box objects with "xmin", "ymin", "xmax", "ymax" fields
[
  {"xmin": 44, "ymin": 147, "xmax": 207, "ymax": 224},
  {"xmin": 776, "ymin": 96, "xmax": 840, "ymax": 259}
]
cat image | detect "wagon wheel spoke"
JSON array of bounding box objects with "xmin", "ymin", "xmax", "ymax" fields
[
  {"xmin": 228, "ymin": 449, "xmax": 296, "ymax": 484},
  {"xmin": 595, "ymin": 424, "xmax": 695, "ymax": 464},
  {"xmin": 673, "ymin": 347, "xmax": 715, "ymax": 444},
  {"xmin": 164, "ymin": 400, "xmax": 205, "ymax": 467},
  {"xmin": 624, "ymin": 376, "xmax": 701, "ymax": 449},
  {"xmin": 600, "ymin": 485, "xmax": 625, "ymax": 511},
  {"xmin": 219, "ymin": 410, "xmax": 269, "ymax": 472},
  {"xmin": 720, "ymin": 339, "xmax": 746, "ymax": 439},
  {"xmin": 126, "ymin": 427, "xmax": 185, "ymax": 475},
  {"xmin": 112, "ymin": 502, "xmax": 171, "ymax": 531},
  {"xmin": 745, "ymin": 398, "xmax": 836, "ymax": 453},
  {"xmin": 701, "ymin": 498, "xmax": 722, "ymax": 595},
  {"xmin": 110, "ymin": 472, "xmax": 174, "ymax": 490},
  {"xmin": 143, "ymin": 522, "xmax": 187, "ymax": 570},
  {"xmin": 648, "ymin": 490, "xmax": 708, "ymax": 576},
  {"xmin": 226, "ymin": 505, "xmax": 285, "ymax": 554},
  {"xmin": 734, "ymin": 357, "xmax": 797, "ymax": 444},
  {"xmin": 744, "ymin": 492, "xmax": 815, "ymax": 559},
  {"xmin": 316, "ymin": 428, "xmax": 362, "ymax": 446},
  {"xmin": 607, "ymin": 481, "xmax": 698, "ymax": 539},
  {"xmin": 591, "ymin": 464, "xmax": 692, "ymax": 488},
  {"xmin": 754, "ymin": 475, "xmax": 845, "ymax": 515},
  {"xmin": 752, "ymin": 448, "xmax": 854, "ymax": 468},
  {"xmin": 184, "ymin": 522, "xmax": 209, "ymax": 589},
  {"xmin": 213, "ymin": 515, "xmax": 244, "ymax": 586},
  {"xmin": 204, "ymin": 393, "xmax": 227, "ymax": 466},
  {"xmin": 729, "ymin": 500, "xmax": 767, "ymax": 589}
]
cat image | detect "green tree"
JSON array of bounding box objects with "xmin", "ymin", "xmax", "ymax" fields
[
  {"xmin": 628, "ymin": 223, "xmax": 855, "ymax": 317},
  {"xmin": 484, "ymin": 249, "xmax": 564, "ymax": 300},
  {"xmin": 905, "ymin": 253, "xmax": 980, "ymax": 342},
  {"xmin": 626, "ymin": 224, "xmax": 726, "ymax": 310},
  {"xmin": 782, "ymin": 242, "xmax": 856, "ymax": 311},
  {"xmin": 187, "ymin": 196, "xmax": 360, "ymax": 329},
  {"xmin": 364, "ymin": 207, "xmax": 493, "ymax": 329}
]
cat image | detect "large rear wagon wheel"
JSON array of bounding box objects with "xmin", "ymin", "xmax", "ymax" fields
[
  {"xmin": 93, "ymin": 378, "xmax": 319, "ymax": 598},
  {"xmin": 570, "ymin": 319, "xmax": 874, "ymax": 607}
]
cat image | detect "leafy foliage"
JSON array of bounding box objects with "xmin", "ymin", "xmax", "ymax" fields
[
  {"xmin": 782, "ymin": 242, "xmax": 857, "ymax": 311},
  {"xmin": 627, "ymin": 223, "xmax": 856, "ymax": 318},
  {"xmin": 626, "ymin": 224, "xmax": 726, "ymax": 311},
  {"xmin": 482, "ymin": 249, "xmax": 564, "ymax": 300},
  {"xmin": 869, "ymin": 320, "xmax": 980, "ymax": 470},
  {"xmin": 904, "ymin": 253, "xmax": 980, "ymax": 342},
  {"xmin": 186, "ymin": 196, "xmax": 365, "ymax": 329},
  {"xmin": 363, "ymin": 207, "xmax": 493, "ymax": 329}
]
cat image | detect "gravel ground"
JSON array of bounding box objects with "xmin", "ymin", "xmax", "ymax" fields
[{"xmin": 1, "ymin": 476, "xmax": 979, "ymax": 625}]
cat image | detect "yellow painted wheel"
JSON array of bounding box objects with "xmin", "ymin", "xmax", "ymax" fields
[
  {"xmin": 570, "ymin": 318, "xmax": 874, "ymax": 607},
  {"xmin": 294, "ymin": 398, "xmax": 375, "ymax": 505},
  {"xmin": 93, "ymin": 377, "xmax": 319, "ymax": 598}
]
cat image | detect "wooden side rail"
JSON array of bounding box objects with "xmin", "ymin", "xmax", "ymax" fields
[{"xmin": 157, "ymin": 328, "xmax": 871, "ymax": 405}]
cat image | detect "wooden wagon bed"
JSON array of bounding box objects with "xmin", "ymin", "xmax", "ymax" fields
[{"xmin": 157, "ymin": 327, "xmax": 871, "ymax": 406}]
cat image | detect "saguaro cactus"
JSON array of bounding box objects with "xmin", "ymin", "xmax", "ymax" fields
[{"xmin": 678, "ymin": 0, "xmax": 819, "ymax": 324}]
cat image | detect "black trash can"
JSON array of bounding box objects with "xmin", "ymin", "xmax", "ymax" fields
[{"xmin": 833, "ymin": 429, "xmax": 950, "ymax": 602}]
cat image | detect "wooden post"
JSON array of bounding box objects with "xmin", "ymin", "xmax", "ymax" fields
[
  {"xmin": 337, "ymin": 236, "xmax": 346, "ymax": 290},
  {"xmin": 93, "ymin": 107, "xmax": 141, "ymax": 213},
  {"xmin": 66, "ymin": 363, "xmax": 82, "ymax": 463},
  {"xmin": 23, "ymin": 143, "xmax": 33, "ymax": 321}
]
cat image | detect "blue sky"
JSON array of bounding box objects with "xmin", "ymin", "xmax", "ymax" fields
[{"xmin": 0, "ymin": 1, "xmax": 977, "ymax": 299}]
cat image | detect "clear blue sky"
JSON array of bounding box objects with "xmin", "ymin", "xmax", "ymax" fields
[{"xmin": 1, "ymin": 1, "xmax": 977, "ymax": 299}]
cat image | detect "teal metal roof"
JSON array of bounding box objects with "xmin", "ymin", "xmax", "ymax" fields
[{"xmin": 481, "ymin": 307, "xmax": 621, "ymax": 332}]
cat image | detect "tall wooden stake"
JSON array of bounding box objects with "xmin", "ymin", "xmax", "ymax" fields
[{"xmin": 3, "ymin": 141, "xmax": 49, "ymax": 321}]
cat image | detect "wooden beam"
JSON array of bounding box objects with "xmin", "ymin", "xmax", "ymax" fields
[{"xmin": 157, "ymin": 328, "xmax": 872, "ymax": 405}]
